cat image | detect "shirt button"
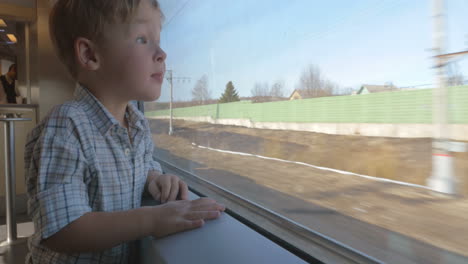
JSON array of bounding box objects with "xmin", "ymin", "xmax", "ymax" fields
[{"xmin": 124, "ymin": 148, "xmax": 130, "ymax": 156}]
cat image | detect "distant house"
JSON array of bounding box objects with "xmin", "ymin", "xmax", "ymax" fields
[
  {"xmin": 289, "ymin": 89, "xmax": 304, "ymax": 100},
  {"xmin": 357, "ymin": 84, "xmax": 399, "ymax": 95}
]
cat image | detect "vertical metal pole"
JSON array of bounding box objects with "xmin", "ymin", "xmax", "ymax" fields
[
  {"xmin": 169, "ymin": 70, "xmax": 174, "ymax": 135},
  {"xmin": 428, "ymin": 0, "xmax": 455, "ymax": 194},
  {"xmin": 25, "ymin": 23, "xmax": 31, "ymax": 104},
  {"xmin": 4, "ymin": 121, "xmax": 17, "ymax": 243}
]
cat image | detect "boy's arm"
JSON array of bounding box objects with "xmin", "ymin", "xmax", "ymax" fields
[
  {"xmin": 42, "ymin": 198, "xmax": 225, "ymax": 254},
  {"xmin": 42, "ymin": 207, "xmax": 155, "ymax": 253}
]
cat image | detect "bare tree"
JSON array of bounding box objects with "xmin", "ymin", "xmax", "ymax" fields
[
  {"xmin": 335, "ymin": 87, "xmax": 356, "ymax": 96},
  {"xmin": 297, "ymin": 64, "xmax": 338, "ymax": 98},
  {"xmin": 270, "ymin": 80, "xmax": 285, "ymax": 98},
  {"xmin": 251, "ymin": 82, "xmax": 270, "ymax": 99},
  {"xmin": 250, "ymin": 81, "xmax": 287, "ymax": 103},
  {"xmin": 447, "ymin": 75, "xmax": 465, "ymax": 86},
  {"xmin": 191, "ymin": 75, "xmax": 211, "ymax": 104},
  {"xmin": 447, "ymin": 63, "xmax": 465, "ymax": 86}
]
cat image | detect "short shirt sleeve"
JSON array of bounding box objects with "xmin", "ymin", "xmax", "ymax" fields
[{"xmin": 28, "ymin": 117, "xmax": 92, "ymax": 240}]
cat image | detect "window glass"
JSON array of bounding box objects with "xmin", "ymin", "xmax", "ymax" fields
[{"xmin": 146, "ymin": 1, "xmax": 468, "ymax": 263}]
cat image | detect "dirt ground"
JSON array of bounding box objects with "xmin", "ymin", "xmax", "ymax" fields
[{"xmin": 149, "ymin": 118, "xmax": 468, "ymax": 259}]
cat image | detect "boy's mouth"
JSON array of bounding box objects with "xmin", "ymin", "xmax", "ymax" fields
[{"xmin": 151, "ymin": 72, "xmax": 164, "ymax": 83}]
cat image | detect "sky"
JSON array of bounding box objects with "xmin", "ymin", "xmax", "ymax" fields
[{"xmin": 157, "ymin": 0, "xmax": 468, "ymax": 102}]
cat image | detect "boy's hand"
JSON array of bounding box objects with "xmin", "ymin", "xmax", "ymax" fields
[
  {"xmin": 149, "ymin": 197, "xmax": 226, "ymax": 238},
  {"xmin": 148, "ymin": 172, "xmax": 189, "ymax": 203}
]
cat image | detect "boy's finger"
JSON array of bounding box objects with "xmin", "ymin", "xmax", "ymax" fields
[
  {"xmin": 191, "ymin": 198, "xmax": 225, "ymax": 211},
  {"xmin": 218, "ymin": 204, "xmax": 226, "ymax": 212},
  {"xmin": 168, "ymin": 177, "xmax": 179, "ymax": 202},
  {"xmin": 149, "ymin": 181, "xmax": 162, "ymax": 202},
  {"xmin": 178, "ymin": 181, "xmax": 189, "ymax": 200},
  {"xmin": 181, "ymin": 219, "xmax": 204, "ymax": 231},
  {"xmin": 187, "ymin": 211, "xmax": 221, "ymax": 221},
  {"xmin": 160, "ymin": 176, "xmax": 171, "ymax": 203},
  {"xmin": 192, "ymin": 197, "xmax": 216, "ymax": 206},
  {"xmin": 193, "ymin": 203, "xmax": 225, "ymax": 212},
  {"xmin": 153, "ymin": 190, "xmax": 162, "ymax": 202}
]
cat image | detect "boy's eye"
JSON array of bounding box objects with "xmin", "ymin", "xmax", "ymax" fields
[{"xmin": 136, "ymin": 36, "xmax": 148, "ymax": 44}]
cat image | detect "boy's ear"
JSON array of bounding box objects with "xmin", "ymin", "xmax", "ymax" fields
[{"xmin": 74, "ymin": 37, "xmax": 100, "ymax": 71}]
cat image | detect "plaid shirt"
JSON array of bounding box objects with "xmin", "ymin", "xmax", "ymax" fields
[{"xmin": 24, "ymin": 85, "xmax": 162, "ymax": 263}]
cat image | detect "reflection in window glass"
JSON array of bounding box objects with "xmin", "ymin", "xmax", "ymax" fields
[{"xmin": 146, "ymin": 1, "xmax": 468, "ymax": 263}]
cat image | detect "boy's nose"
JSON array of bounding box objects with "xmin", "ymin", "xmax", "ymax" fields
[{"xmin": 154, "ymin": 46, "xmax": 167, "ymax": 63}]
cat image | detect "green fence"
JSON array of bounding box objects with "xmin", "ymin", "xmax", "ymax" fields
[{"xmin": 146, "ymin": 86, "xmax": 468, "ymax": 124}]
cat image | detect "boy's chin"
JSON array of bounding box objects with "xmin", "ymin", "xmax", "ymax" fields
[
  {"xmin": 148, "ymin": 94, "xmax": 161, "ymax": 101},
  {"xmin": 131, "ymin": 85, "xmax": 161, "ymax": 102},
  {"xmin": 138, "ymin": 91, "xmax": 161, "ymax": 102}
]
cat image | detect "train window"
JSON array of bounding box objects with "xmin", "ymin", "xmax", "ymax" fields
[{"xmin": 146, "ymin": 1, "xmax": 468, "ymax": 263}]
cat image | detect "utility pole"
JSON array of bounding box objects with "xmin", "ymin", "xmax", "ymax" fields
[
  {"xmin": 167, "ymin": 70, "xmax": 174, "ymax": 135},
  {"xmin": 428, "ymin": 0, "xmax": 454, "ymax": 194},
  {"xmin": 165, "ymin": 70, "xmax": 190, "ymax": 135},
  {"xmin": 426, "ymin": 0, "xmax": 468, "ymax": 194}
]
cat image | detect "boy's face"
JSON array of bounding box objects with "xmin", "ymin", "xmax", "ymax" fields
[{"xmin": 97, "ymin": 0, "xmax": 166, "ymax": 102}]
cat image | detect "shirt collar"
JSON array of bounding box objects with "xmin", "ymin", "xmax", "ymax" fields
[
  {"xmin": 74, "ymin": 85, "xmax": 146, "ymax": 136},
  {"xmin": 126, "ymin": 100, "xmax": 146, "ymax": 131}
]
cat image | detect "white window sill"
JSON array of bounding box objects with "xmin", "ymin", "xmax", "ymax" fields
[{"xmin": 139, "ymin": 192, "xmax": 308, "ymax": 264}]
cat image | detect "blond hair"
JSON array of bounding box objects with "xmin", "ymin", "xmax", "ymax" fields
[{"xmin": 49, "ymin": 0, "xmax": 161, "ymax": 78}]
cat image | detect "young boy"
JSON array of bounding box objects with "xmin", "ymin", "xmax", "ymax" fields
[{"xmin": 24, "ymin": 0, "xmax": 225, "ymax": 263}]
